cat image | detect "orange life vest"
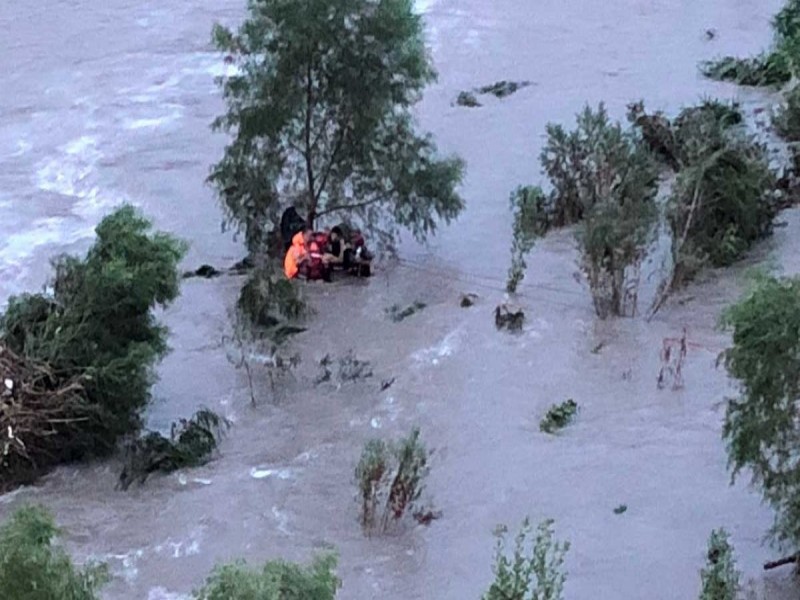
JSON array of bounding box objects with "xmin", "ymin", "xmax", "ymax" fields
[{"xmin": 284, "ymin": 232, "xmax": 307, "ymax": 279}]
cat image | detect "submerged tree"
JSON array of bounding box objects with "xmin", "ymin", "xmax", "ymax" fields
[
  {"xmin": 210, "ymin": 0, "xmax": 465, "ymax": 256},
  {"xmin": 0, "ymin": 505, "xmax": 108, "ymax": 600},
  {"xmin": 506, "ymin": 186, "xmax": 549, "ymax": 293},
  {"xmin": 721, "ymin": 274, "xmax": 800, "ymax": 552},
  {"xmin": 194, "ymin": 554, "xmax": 340, "ymax": 600},
  {"xmin": 0, "ymin": 206, "xmax": 186, "ymax": 485},
  {"xmin": 482, "ymin": 518, "xmax": 569, "ymax": 600}
]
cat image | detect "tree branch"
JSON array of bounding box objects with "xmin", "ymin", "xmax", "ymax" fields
[
  {"xmin": 315, "ymin": 192, "xmax": 394, "ymax": 219},
  {"xmin": 313, "ymin": 121, "xmax": 349, "ymax": 205},
  {"xmin": 304, "ymin": 58, "xmax": 316, "ymax": 225},
  {"xmin": 764, "ymin": 553, "xmax": 799, "ymax": 570}
]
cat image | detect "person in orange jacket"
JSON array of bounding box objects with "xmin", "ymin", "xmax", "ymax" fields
[
  {"xmin": 284, "ymin": 229, "xmax": 311, "ymax": 279},
  {"xmin": 284, "ymin": 228, "xmax": 331, "ymax": 280}
]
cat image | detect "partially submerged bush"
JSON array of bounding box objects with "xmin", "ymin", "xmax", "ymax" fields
[
  {"xmin": 315, "ymin": 351, "xmax": 373, "ymax": 385},
  {"xmin": 355, "ymin": 427, "xmax": 430, "ymax": 534},
  {"xmin": 540, "ymin": 399, "xmax": 578, "ymax": 434},
  {"xmin": 0, "ymin": 505, "xmax": 108, "ymax": 600},
  {"xmin": 118, "ymin": 409, "xmax": 230, "ymax": 490},
  {"xmin": 495, "ymin": 303, "xmax": 525, "ymax": 331},
  {"xmin": 699, "ymin": 529, "xmax": 740, "ymax": 600},
  {"xmin": 666, "ymin": 130, "xmax": 775, "ymax": 286},
  {"xmin": 721, "ymin": 274, "xmax": 800, "ymax": 550},
  {"xmin": 700, "ymin": 0, "xmax": 800, "ymax": 87},
  {"xmin": 477, "ymin": 80, "xmax": 531, "ymax": 99},
  {"xmin": 482, "ymin": 518, "xmax": 569, "ymax": 600},
  {"xmin": 194, "ymin": 554, "xmax": 340, "ymax": 600},
  {"xmin": 456, "ymin": 91, "xmax": 481, "ymax": 107},
  {"xmin": 0, "ymin": 206, "xmax": 185, "ymax": 488}
]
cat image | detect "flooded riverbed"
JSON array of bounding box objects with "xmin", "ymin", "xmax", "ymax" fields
[{"xmin": 0, "ymin": 0, "xmax": 797, "ymax": 597}]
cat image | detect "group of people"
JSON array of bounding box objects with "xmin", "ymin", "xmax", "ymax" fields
[{"xmin": 283, "ymin": 225, "xmax": 371, "ymax": 281}]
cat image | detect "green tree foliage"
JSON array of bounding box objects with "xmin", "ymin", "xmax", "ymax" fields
[
  {"xmin": 721, "ymin": 274, "xmax": 800, "ymax": 549},
  {"xmin": 483, "ymin": 518, "xmax": 569, "ymax": 600},
  {"xmin": 209, "ymin": 0, "xmax": 465, "ymax": 256},
  {"xmin": 701, "ymin": 0, "xmax": 800, "ymax": 87},
  {"xmin": 522, "ymin": 104, "xmax": 658, "ymax": 317},
  {"xmin": 699, "ymin": 529, "xmax": 740, "ymax": 600},
  {"xmin": 773, "ymin": 84, "xmax": 800, "ymax": 142},
  {"xmin": 0, "ymin": 206, "xmax": 186, "ymax": 466},
  {"xmin": 194, "ymin": 554, "xmax": 340, "ymax": 600},
  {"xmin": 0, "ymin": 505, "xmax": 108, "ymax": 600}
]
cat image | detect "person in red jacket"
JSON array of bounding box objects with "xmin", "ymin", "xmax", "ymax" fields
[{"xmin": 284, "ymin": 228, "xmax": 331, "ymax": 281}]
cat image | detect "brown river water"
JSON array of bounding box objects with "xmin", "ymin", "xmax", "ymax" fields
[{"xmin": 0, "ymin": 0, "xmax": 798, "ymax": 598}]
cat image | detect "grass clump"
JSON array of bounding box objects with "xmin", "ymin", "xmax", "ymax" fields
[
  {"xmin": 118, "ymin": 409, "xmax": 230, "ymax": 490},
  {"xmin": 539, "ymin": 399, "xmax": 578, "ymax": 434},
  {"xmin": 194, "ymin": 554, "xmax": 340, "ymax": 600},
  {"xmin": 477, "ymin": 80, "xmax": 532, "ymax": 98},
  {"xmin": 699, "ymin": 529, "xmax": 740, "ymax": 600},
  {"xmin": 482, "ymin": 518, "xmax": 569, "ymax": 600},
  {"xmin": 0, "ymin": 505, "xmax": 108, "ymax": 600},
  {"xmin": 355, "ymin": 427, "xmax": 430, "ymax": 534}
]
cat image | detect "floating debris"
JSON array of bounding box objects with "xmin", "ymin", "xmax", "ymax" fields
[
  {"xmin": 613, "ymin": 504, "xmax": 628, "ymax": 515},
  {"xmin": 477, "ymin": 80, "xmax": 532, "ymax": 98},
  {"xmin": 386, "ymin": 301, "xmax": 427, "ymax": 322},
  {"xmin": 455, "ymin": 91, "xmax": 481, "ymax": 107},
  {"xmin": 460, "ymin": 293, "xmax": 478, "ymax": 308}
]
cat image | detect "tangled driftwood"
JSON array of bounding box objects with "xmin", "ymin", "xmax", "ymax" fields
[{"xmin": 0, "ymin": 343, "xmax": 90, "ymax": 490}]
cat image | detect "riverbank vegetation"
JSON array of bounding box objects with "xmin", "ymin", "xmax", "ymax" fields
[{"xmin": 0, "ymin": 206, "xmax": 186, "ymax": 490}]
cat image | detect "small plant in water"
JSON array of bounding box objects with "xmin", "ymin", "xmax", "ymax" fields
[
  {"xmin": 540, "ymin": 399, "xmax": 578, "ymax": 434},
  {"xmin": 355, "ymin": 427, "xmax": 430, "ymax": 534},
  {"xmin": 482, "ymin": 517, "xmax": 569, "ymax": 600},
  {"xmin": 699, "ymin": 529, "xmax": 740, "ymax": 600}
]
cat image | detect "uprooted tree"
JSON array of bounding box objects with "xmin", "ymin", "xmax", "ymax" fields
[
  {"xmin": 210, "ymin": 0, "xmax": 465, "ymax": 256},
  {"xmin": 720, "ymin": 274, "xmax": 800, "ymax": 563},
  {"xmin": 700, "ymin": 0, "xmax": 800, "ymax": 87},
  {"xmin": 0, "ymin": 205, "xmax": 186, "ymax": 490},
  {"xmin": 506, "ymin": 104, "xmax": 658, "ymax": 318},
  {"xmin": 629, "ymin": 99, "xmax": 778, "ymax": 316},
  {"xmin": 0, "ymin": 505, "xmax": 108, "ymax": 600}
]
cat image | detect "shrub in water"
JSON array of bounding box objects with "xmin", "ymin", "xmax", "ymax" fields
[
  {"xmin": 194, "ymin": 554, "xmax": 340, "ymax": 600},
  {"xmin": 355, "ymin": 428, "xmax": 430, "ymax": 533},
  {"xmin": 482, "ymin": 518, "xmax": 569, "ymax": 600},
  {"xmin": 699, "ymin": 529, "xmax": 740, "ymax": 600},
  {"xmin": 0, "ymin": 505, "xmax": 108, "ymax": 600}
]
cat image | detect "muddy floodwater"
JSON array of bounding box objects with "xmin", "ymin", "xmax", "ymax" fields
[{"xmin": 0, "ymin": 0, "xmax": 798, "ymax": 598}]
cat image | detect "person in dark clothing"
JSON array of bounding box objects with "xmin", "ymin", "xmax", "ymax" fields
[
  {"xmin": 323, "ymin": 226, "xmax": 351, "ymax": 269},
  {"xmin": 280, "ymin": 206, "xmax": 307, "ymax": 252}
]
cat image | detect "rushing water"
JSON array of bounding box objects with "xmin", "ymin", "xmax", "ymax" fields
[{"xmin": 1, "ymin": 0, "xmax": 798, "ymax": 598}]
